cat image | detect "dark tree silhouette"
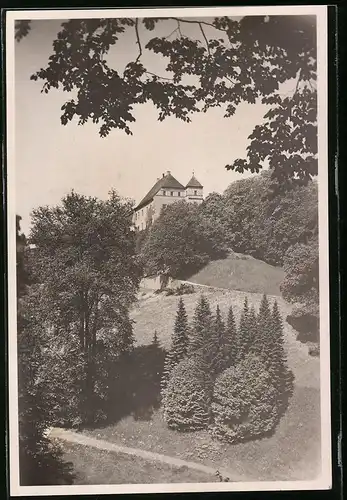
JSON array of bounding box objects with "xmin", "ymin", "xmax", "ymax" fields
[
  {"xmin": 189, "ymin": 294, "xmax": 213, "ymax": 354},
  {"xmin": 236, "ymin": 296, "xmax": 253, "ymax": 361},
  {"xmin": 161, "ymin": 297, "xmax": 189, "ymax": 389},
  {"xmin": 224, "ymin": 304, "xmax": 237, "ymax": 367},
  {"xmin": 16, "ymin": 15, "xmax": 317, "ymax": 189},
  {"xmin": 17, "ymin": 216, "xmax": 74, "ymax": 485},
  {"xmin": 27, "ymin": 191, "xmax": 141, "ymax": 426}
]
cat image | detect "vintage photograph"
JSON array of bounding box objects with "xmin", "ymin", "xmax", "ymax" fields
[{"xmin": 6, "ymin": 6, "xmax": 330, "ymax": 496}]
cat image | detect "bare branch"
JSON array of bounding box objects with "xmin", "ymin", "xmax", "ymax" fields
[
  {"xmin": 177, "ymin": 20, "xmax": 183, "ymax": 38},
  {"xmin": 164, "ymin": 27, "xmax": 179, "ymax": 40},
  {"xmin": 135, "ymin": 19, "xmax": 142, "ymax": 63},
  {"xmin": 293, "ymin": 68, "xmax": 302, "ymax": 96},
  {"xmin": 199, "ymin": 23, "xmax": 210, "ymax": 56},
  {"xmin": 145, "ymin": 71, "xmax": 174, "ymax": 81},
  {"xmin": 160, "ymin": 17, "xmax": 228, "ymax": 32},
  {"xmin": 288, "ymin": 68, "xmax": 302, "ymax": 119}
]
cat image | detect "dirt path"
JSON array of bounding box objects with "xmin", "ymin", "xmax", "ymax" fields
[{"xmin": 48, "ymin": 427, "xmax": 241, "ymax": 481}]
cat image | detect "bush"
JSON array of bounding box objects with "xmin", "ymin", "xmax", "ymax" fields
[
  {"xmin": 176, "ymin": 283, "xmax": 195, "ymax": 295},
  {"xmin": 165, "ymin": 284, "xmax": 195, "ymax": 296},
  {"xmin": 308, "ymin": 343, "xmax": 320, "ymax": 357},
  {"xmin": 161, "ymin": 358, "xmax": 210, "ymax": 431},
  {"xmin": 211, "ymin": 355, "xmax": 279, "ymax": 444},
  {"xmin": 141, "ymin": 201, "xmax": 227, "ymax": 279},
  {"xmin": 286, "ymin": 304, "xmax": 319, "ymax": 343}
]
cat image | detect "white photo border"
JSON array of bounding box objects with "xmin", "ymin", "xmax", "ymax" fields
[{"xmin": 6, "ymin": 5, "xmax": 331, "ymax": 496}]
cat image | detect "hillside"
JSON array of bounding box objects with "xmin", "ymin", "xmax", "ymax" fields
[
  {"xmin": 186, "ymin": 252, "xmax": 285, "ymax": 296},
  {"xmin": 131, "ymin": 288, "xmax": 319, "ymax": 390},
  {"xmin": 99, "ymin": 287, "xmax": 321, "ymax": 482}
]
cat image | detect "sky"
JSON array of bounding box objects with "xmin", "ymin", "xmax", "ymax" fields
[{"xmin": 15, "ymin": 18, "xmax": 269, "ymax": 236}]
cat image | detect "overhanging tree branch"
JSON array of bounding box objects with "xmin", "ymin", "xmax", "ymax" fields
[
  {"xmin": 199, "ymin": 23, "xmax": 211, "ymax": 56},
  {"xmin": 162, "ymin": 17, "xmax": 228, "ymax": 32},
  {"xmin": 135, "ymin": 19, "xmax": 143, "ymax": 63}
]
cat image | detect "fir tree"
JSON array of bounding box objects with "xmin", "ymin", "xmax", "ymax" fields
[
  {"xmin": 189, "ymin": 295, "xmax": 213, "ymax": 354},
  {"xmin": 161, "ymin": 297, "xmax": 189, "ymax": 391},
  {"xmin": 162, "ymin": 358, "xmax": 210, "ymax": 431},
  {"xmin": 255, "ymin": 294, "xmax": 272, "ymax": 357},
  {"xmin": 269, "ymin": 300, "xmax": 295, "ymax": 415},
  {"xmin": 211, "ymin": 305, "xmax": 227, "ymax": 375},
  {"xmin": 171, "ymin": 297, "xmax": 189, "ymax": 365},
  {"xmin": 211, "ymin": 354, "xmax": 279, "ymax": 443},
  {"xmin": 224, "ymin": 305, "xmax": 237, "ymax": 367},
  {"xmin": 248, "ymin": 305, "xmax": 258, "ymax": 352},
  {"xmin": 161, "ymin": 351, "xmax": 174, "ymax": 392},
  {"xmin": 236, "ymin": 296, "xmax": 252, "ymax": 362}
]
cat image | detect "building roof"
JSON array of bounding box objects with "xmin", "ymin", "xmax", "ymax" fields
[
  {"xmin": 186, "ymin": 174, "xmax": 203, "ymax": 188},
  {"xmin": 135, "ymin": 171, "xmax": 185, "ymax": 210}
]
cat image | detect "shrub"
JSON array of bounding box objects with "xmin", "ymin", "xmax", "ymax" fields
[
  {"xmin": 211, "ymin": 355, "xmax": 278, "ymax": 444},
  {"xmin": 286, "ymin": 303, "xmax": 319, "ymax": 343},
  {"xmin": 162, "ymin": 358, "xmax": 210, "ymax": 431},
  {"xmin": 308, "ymin": 343, "xmax": 320, "ymax": 357},
  {"xmin": 164, "ymin": 284, "xmax": 195, "ymax": 296},
  {"xmin": 176, "ymin": 283, "xmax": 195, "ymax": 295}
]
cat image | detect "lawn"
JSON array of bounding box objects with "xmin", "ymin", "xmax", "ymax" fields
[
  {"xmin": 71, "ymin": 256, "xmax": 321, "ymax": 485},
  {"xmin": 187, "ymin": 252, "xmax": 285, "ymax": 296},
  {"xmin": 83, "ymin": 385, "xmax": 320, "ymax": 482},
  {"xmin": 60, "ymin": 440, "xmax": 214, "ymax": 485},
  {"xmin": 79, "ymin": 287, "xmax": 321, "ymax": 483}
]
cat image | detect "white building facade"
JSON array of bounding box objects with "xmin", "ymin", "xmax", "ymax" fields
[{"xmin": 133, "ymin": 171, "xmax": 204, "ymax": 231}]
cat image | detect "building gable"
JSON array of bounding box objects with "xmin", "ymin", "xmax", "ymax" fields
[{"xmin": 135, "ymin": 171, "xmax": 185, "ymax": 211}]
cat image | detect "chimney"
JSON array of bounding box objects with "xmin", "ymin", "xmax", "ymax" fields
[
  {"xmin": 162, "ymin": 173, "xmax": 165, "ymax": 178},
  {"xmin": 167, "ymin": 170, "xmax": 171, "ymax": 175}
]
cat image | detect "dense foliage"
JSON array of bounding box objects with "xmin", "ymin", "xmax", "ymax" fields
[
  {"xmin": 143, "ymin": 172, "xmax": 318, "ymax": 345},
  {"xmin": 18, "ymin": 15, "xmax": 317, "ymax": 189},
  {"xmin": 162, "ymin": 357, "xmax": 210, "ymax": 431},
  {"xmin": 140, "ymin": 201, "xmax": 227, "ymax": 279},
  {"xmin": 281, "ymin": 238, "xmax": 319, "ymax": 342},
  {"xmin": 161, "ymin": 294, "xmax": 294, "ymax": 442},
  {"xmin": 17, "ymin": 217, "xmax": 74, "ymax": 485},
  {"xmin": 221, "ymin": 171, "xmax": 318, "ymax": 266},
  {"xmin": 27, "ymin": 191, "xmax": 141, "ymax": 426},
  {"xmin": 211, "ymin": 355, "xmax": 278, "ymax": 443},
  {"xmin": 161, "ymin": 297, "xmax": 190, "ymax": 389}
]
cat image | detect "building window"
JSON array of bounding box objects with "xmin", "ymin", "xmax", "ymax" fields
[
  {"xmin": 178, "ymin": 191, "xmax": 181, "ymax": 197},
  {"xmin": 194, "ymin": 190, "xmax": 197, "ymax": 196},
  {"xmin": 170, "ymin": 191, "xmax": 174, "ymax": 196},
  {"xmin": 163, "ymin": 190, "xmax": 166, "ymax": 196}
]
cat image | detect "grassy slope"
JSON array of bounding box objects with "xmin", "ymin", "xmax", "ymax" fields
[
  {"xmin": 85, "ymin": 386, "xmax": 320, "ymax": 482},
  {"xmin": 61, "ymin": 440, "xmax": 213, "ymax": 484},
  {"xmin": 81, "ymin": 288, "xmax": 321, "ymax": 483},
  {"xmin": 132, "ymin": 289, "xmax": 319, "ymax": 387},
  {"xmin": 65, "ymin": 255, "xmax": 320, "ymax": 483},
  {"xmin": 186, "ymin": 252, "xmax": 285, "ymax": 296}
]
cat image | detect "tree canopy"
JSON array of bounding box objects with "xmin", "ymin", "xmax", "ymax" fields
[
  {"xmin": 27, "ymin": 190, "xmax": 142, "ymax": 425},
  {"xmin": 16, "ymin": 15, "xmax": 317, "ymax": 189}
]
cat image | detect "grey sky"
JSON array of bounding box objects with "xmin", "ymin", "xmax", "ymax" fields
[{"xmin": 15, "ymin": 18, "xmax": 268, "ymax": 236}]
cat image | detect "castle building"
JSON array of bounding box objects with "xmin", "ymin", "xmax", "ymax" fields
[{"xmin": 133, "ymin": 171, "xmax": 204, "ymax": 231}]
